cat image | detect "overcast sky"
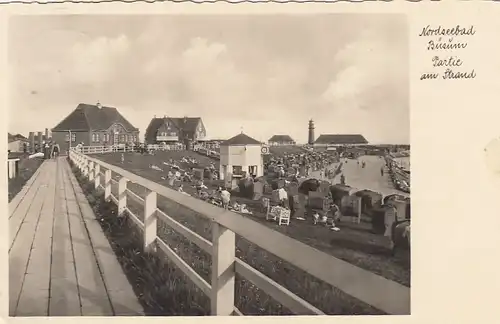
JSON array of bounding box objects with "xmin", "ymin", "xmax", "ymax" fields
[{"xmin": 8, "ymin": 14, "xmax": 408, "ymax": 144}]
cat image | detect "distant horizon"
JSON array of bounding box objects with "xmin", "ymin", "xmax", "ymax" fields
[{"xmin": 8, "ymin": 14, "xmax": 409, "ymax": 144}]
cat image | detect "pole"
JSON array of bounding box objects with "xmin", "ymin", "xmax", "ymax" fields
[{"xmin": 68, "ymin": 130, "xmax": 72, "ymax": 155}]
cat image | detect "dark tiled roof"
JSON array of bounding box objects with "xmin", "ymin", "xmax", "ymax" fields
[
  {"xmin": 169, "ymin": 117, "xmax": 201, "ymax": 134},
  {"xmin": 144, "ymin": 118, "xmax": 165, "ymax": 142},
  {"xmin": 222, "ymin": 133, "xmax": 261, "ymax": 146},
  {"xmin": 268, "ymin": 135, "xmax": 295, "ymax": 142},
  {"xmin": 315, "ymin": 134, "xmax": 368, "ymax": 145},
  {"xmin": 14, "ymin": 133, "xmax": 27, "ymax": 140},
  {"xmin": 8, "ymin": 133, "xmax": 28, "ymax": 143},
  {"xmin": 52, "ymin": 103, "xmax": 138, "ymax": 132},
  {"xmin": 144, "ymin": 116, "xmax": 202, "ymax": 142}
]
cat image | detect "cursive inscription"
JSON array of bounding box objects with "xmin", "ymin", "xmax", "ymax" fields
[
  {"xmin": 419, "ymin": 25, "xmax": 476, "ymax": 37},
  {"xmin": 419, "ymin": 25, "xmax": 476, "ymax": 81},
  {"xmin": 428, "ymin": 37, "xmax": 467, "ymax": 51}
]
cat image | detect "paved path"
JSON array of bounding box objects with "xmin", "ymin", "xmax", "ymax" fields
[
  {"xmin": 339, "ymin": 156, "xmax": 409, "ymax": 197},
  {"xmin": 9, "ymin": 157, "xmax": 144, "ymax": 316},
  {"xmin": 308, "ymin": 162, "xmax": 341, "ymax": 184}
]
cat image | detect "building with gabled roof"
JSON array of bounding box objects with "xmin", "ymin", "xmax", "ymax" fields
[
  {"xmin": 8, "ymin": 133, "xmax": 29, "ymax": 153},
  {"xmin": 222, "ymin": 132, "xmax": 262, "ymax": 146},
  {"xmin": 220, "ymin": 132, "xmax": 263, "ymax": 182},
  {"xmin": 51, "ymin": 102, "xmax": 139, "ymax": 152},
  {"xmin": 314, "ymin": 134, "xmax": 368, "ymax": 147},
  {"xmin": 268, "ymin": 134, "xmax": 296, "ymax": 146},
  {"xmin": 144, "ymin": 116, "xmax": 207, "ymax": 149}
]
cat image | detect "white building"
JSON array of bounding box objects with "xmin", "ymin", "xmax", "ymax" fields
[
  {"xmin": 219, "ymin": 133, "xmax": 264, "ymax": 186},
  {"xmin": 8, "ymin": 133, "xmax": 28, "ymax": 153},
  {"xmin": 268, "ymin": 135, "xmax": 296, "ymax": 146}
]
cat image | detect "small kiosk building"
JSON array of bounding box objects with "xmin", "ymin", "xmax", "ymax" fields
[{"xmin": 219, "ymin": 133, "xmax": 264, "ymax": 188}]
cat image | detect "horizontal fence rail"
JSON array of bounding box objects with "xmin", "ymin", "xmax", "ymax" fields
[
  {"xmin": 73, "ymin": 144, "xmax": 217, "ymax": 155},
  {"xmin": 68, "ymin": 148, "xmax": 410, "ymax": 316},
  {"xmin": 193, "ymin": 145, "xmax": 221, "ymax": 159},
  {"xmin": 75, "ymin": 145, "xmax": 135, "ymax": 155}
]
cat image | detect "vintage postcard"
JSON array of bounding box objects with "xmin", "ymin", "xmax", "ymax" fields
[{"xmin": 1, "ymin": 1, "xmax": 499, "ymax": 322}]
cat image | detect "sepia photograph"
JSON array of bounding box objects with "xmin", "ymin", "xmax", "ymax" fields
[{"xmin": 7, "ymin": 14, "xmax": 410, "ymax": 316}]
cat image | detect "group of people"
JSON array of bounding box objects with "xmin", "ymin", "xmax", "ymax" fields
[
  {"xmin": 264, "ymin": 150, "xmax": 339, "ymax": 179},
  {"xmin": 384, "ymin": 156, "xmax": 410, "ymax": 193},
  {"xmin": 42, "ymin": 141, "xmax": 60, "ymax": 159}
]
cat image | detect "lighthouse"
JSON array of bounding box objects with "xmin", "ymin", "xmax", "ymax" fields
[{"xmin": 308, "ymin": 119, "xmax": 315, "ymax": 145}]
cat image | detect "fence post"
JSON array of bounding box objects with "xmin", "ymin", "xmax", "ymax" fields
[
  {"xmin": 89, "ymin": 161, "xmax": 95, "ymax": 182},
  {"xmin": 357, "ymin": 198, "xmax": 362, "ymax": 224},
  {"xmin": 143, "ymin": 191, "xmax": 157, "ymax": 252},
  {"xmin": 210, "ymin": 222, "xmax": 235, "ymax": 315},
  {"xmin": 83, "ymin": 159, "xmax": 89, "ymax": 177},
  {"xmin": 94, "ymin": 164, "xmax": 101, "ymax": 189},
  {"xmin": 118, "ymin": 177, "xmax": 128, "ymax": 216},
  {"xmin": 104, "ymin": 170, "xmax": 112, "ymax": 201}
]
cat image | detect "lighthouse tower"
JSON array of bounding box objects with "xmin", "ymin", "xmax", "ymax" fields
[{"xmin": 308, "ymin": 119, "xmax": 315, "ymax": 145}]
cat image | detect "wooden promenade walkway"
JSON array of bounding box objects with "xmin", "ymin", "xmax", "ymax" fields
[{"xmin": 9, "ymin": 157, "xmax": 144, "ymax": 316}]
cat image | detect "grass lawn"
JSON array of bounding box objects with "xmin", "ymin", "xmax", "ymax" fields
[
  {"xmin": 82, "ymin": 151, "xmax": 409, "ymax": 315},
  {"xmin": 8, "ymin": 155, "xmax": 44, "ymax": 202}
]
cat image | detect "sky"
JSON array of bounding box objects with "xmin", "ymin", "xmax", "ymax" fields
[{"xmin": 8, "ymin": 14, "xmax": 409, "ymax": 144}]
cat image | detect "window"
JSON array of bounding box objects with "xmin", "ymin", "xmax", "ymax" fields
[
  {"xmin": 103, "ymin": 134, "xmax": 109, "ymax": 142},
  {"xmin": 232, "ymin": 166, "xmax": 243, "ymax": 175},
  {"xmin": 66, "ymin": 133, "xmax": 76, "ymax": 142},
  {"xmin": 92, "ymin": 133, "xmax": 100, "ymax": 143},
  {"xmin": 120, "ymin": 135, "xmax": 125, "ymax": 143}
]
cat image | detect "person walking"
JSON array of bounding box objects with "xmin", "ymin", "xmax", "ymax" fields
[
  {"xmin": 276, "ymin": 186, "xmax": 288, "ymax": 207},
  {"xmin": 52, "ymin": 143, "xmax": 60, "ymax": 158},
  {"xmin": 44, "ymin": 142, "xmax": 50, "ymax": 160},
  {"xmin": 384, "ymin": 202, "xmax": 398, "ymax": 239},
  {"xmin": 219, "ymin": 188, "xmax": 231, "ymax": 210},
  {"xmin": 331, "ymin": 202, "xmax": 341, "ymax": 223},
  {"xmin": 380, "ymin": 167, "xmax": 384, "ymax": 176}
]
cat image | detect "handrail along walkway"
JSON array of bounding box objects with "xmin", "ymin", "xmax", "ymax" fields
[{"xmin": 69, "ymin": 149, "xmax": 410, "ymax": 315}]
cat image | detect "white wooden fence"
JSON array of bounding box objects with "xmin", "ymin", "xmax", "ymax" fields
[
  {"xmin": 77, "ymin": 144, "xmax": 221, "ymax": 160},
  {"xmin": 77, "ymin": 145, "xmax": 136, "ymax": 155},
  {"xmin": 193, "ymin": 145, "xmax": 220, "ymax": 159},
  {"xmin": 76, "ymin": 144, "xmax": 186, "ymax": 155},
  {"xmin": 68, "ymin": 148, "xmax": 410, "ymax": 316},
  {"xmin": 147, "ymin": 144, "xmax": 186, "ymax": 151}
]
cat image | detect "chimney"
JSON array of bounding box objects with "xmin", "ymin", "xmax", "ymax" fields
[
  {"xmin": 37, "ymin": 131, "xmax": 43, "ymax": 145},
  {"xmin": 96, "ymin": 101, "xmax": 102, "ymax": 109},
  {"xmin": 29, "ymin": 132, "xmax": 35, "ymax": 153},
  {"xmin": 45, "ymin": 128, "xmax": 49, "ymax": 140}
]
